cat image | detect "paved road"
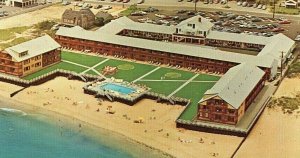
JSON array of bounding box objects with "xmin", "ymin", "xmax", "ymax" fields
[{"xmin": 84, "ymin": 0, "xmax": 300, "ymax": 20}]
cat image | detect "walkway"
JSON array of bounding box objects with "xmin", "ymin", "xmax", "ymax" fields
[
  {"xmin": 132, "ymin": 67, "xmax": 161, "ymax": 83},
  {"xmin": 80, "ymin": 58, "xmax": 110, "ymax": 74},
  {"xmin": 139, "ymin": 79, "xmax": 217, "ymax": 83},
  {"xmin": 62, "ymin": 60, "xmax": 90, "ymax": 69},
  {"xmin": 167, "ymin": 74, "xmax": 199, "ymax": 98},
  {"xmin": 62, "ymin": 59, "xmax": 107, "ymax": 79}
]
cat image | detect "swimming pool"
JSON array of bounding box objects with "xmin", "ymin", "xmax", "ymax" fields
[{"xmin": 100, "ymin": 83, "xmax": 136, "ymax": 95}]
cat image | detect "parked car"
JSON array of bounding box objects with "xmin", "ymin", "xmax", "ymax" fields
[
  {"xmin": 178, "ymin": 0, "xmax": 184, "ymax": 2},
  {"xmin": 187, "ymin": 11, "xmax": 196, "ymax": 16},
  {"xmin": 235, "ymin": 15, "xmax": 245, "ymax": 20},
  {"xmin": 237, "ymin": 1, "xmax": 242, "ymax": 5},
  {"xmin": 294, "ymin": 35, "xmax": 300, "ymax": 41},
  {"xmin": 272, "ymin": 27, "xmax": 284, "ymax": 32},
  {"xmin": 220, "ymin": 0, "xmax": 227, "ymax": 4},
  {"xmin": 3, "ymin": 11, "xmax": 8, "ymax": 16},
  {"xmin": 176, "ymin": 10, "xmax": 187, "ymax": 14},
  {"xmin": 262, "ymin": 5, "xmax": 267, "ymax": 10},
  {"xmin": 137, "ymin": 0, "xmax": 144, "ymax": 4},
  {"xmin": 143, "ymin": 7, "xmax": 159, "ymax": 12},
  {"xmin": 257, "ymin": 4, "xmax": 262, "ymax": 9},
  {"xmin": 131, "ymin": 11, "xmax": 147, "ymax": 16},
  {"xmin": 251, "ymin": 18, "xmax": 262, "ymax": 22},
  {"xmin": 94, "ymin": 4, "xmax": 102, "ymax": 9},
  {"xmin": 279, "ymin": 20, "xmax": 291, "ymax": 24},
  {"xmin": 102, "ymin": 5, "xmax": 112, "ymax": 10},
  {"xmin": 242, "ymin": 1, "xmax": 248, "ymax": 7},
  {"xmin": 78, "ymin": 2, "xmax": 84, "ymax": 7},
  {"xmin": 62, "ymin": 1, "xmax": 70, "ymax": 5},
  {"xmin": 123, "ymin": 0, "xmax": 130, "ymax": 3}
]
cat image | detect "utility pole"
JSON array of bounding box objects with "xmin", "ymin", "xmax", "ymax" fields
[
  {"xmin": 280, "ymin": 51, "xmax": 283, "ymax": 78},
  {"xmin": 272, "ymin": 0, "xmax": 276, "ymax": 19},
  {"xmin": 194, "ymin": 0, "xmax": 197, "ymax": 12}
]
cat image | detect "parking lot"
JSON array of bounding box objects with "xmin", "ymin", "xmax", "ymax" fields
[
  {"xmin": 127, "ymin": 6, "xmax": 300, "ymax": 40},
  {"xmin": 0, "ymin": 5, "xmax": 23, "ymax": 17}
]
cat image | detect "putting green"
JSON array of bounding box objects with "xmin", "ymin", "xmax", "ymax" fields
[
  {"xmin": 164, "ymin": 72, "xmax": 181, "ymax": 79},
  {"xmin": 117, "ymin": 64, "xmax": 134, "ymax": 70}
]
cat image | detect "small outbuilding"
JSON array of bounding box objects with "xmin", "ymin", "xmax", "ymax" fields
[
  {"xmin": 61, "ymin": 8, "xmax": 95, "ymax": 29},
  {"xmin": 95, "ymin": 11, "xmax": 113, "ymax": 26},
  {"xmin": 284, "ymin": 0, "xmax": 298, "ymax": 8}
]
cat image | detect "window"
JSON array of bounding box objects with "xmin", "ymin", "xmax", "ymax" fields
[
  {"xmin": 228, "ymin": 109, "xmax": 235, "ymax": 114},
  {"xmin": 215, "ymin": 115, "xmax": 221, "ymax": 121},
  {"xmin": 35, "ymin": 62, "xmax": 41, "ymax": 67},
  {"xmin": 216, "ymin": 107, "xmax": 222, "ymax": 113},
  {"xmin": 24, "ymin": 59, "xmax": 30, "ymax": 65},
  {"xmin": 228, "ymin": 116, "xmax": 234, "ymax": 122},
  {"xmin": 19, "ymin": 51, "xmax": 28, "ymax": 57},
  {"xmin": 24, "ymin": 66, "xmax": 30, "ymax": 71},
  {"xmin": 34, "ymin": 56, "xmax": 41, "ymax": 61}
]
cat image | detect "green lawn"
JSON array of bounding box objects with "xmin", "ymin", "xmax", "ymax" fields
[
  {"xmin": 85, "ymin": 70, "xmax": 99, "ymax": 76},
  {"xmin": 61, "ymin": 51, "xmax": 106, "ymax": 67},
  {"xmin": 94, "ymin": 59, "xmax": 156, "ymax": 82},
  {"xmin": 193, "ymin": 73, "xmax": 220, "ymax": 81},
  {"xmin": 142, "ymin": 67, "xmax": 195, "ymax": 81},
  {"xmin": 23, "ymin": 62, "xmax": 87, "ymax": 80},
  {"xmin": 176, "ymin": 82, "xmax": 216, "ymax": 121},
  {"xmin": 136, "ymin": 81, "xmax": 185, "ymax": 95}
]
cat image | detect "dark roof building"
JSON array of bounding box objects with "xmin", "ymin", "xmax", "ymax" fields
[
  {"xmin": 61, "ymin": 8, "xmax": 95, "ymax": 29},
  {"xmin": 95, "ymin": 11, "xmax": 113, "ymax": 23}
]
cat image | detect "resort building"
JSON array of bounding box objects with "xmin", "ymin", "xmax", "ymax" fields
[
  {"xmin": 4, "ymin": 0, "xmax": 37, "ymax": 7},
  {"xmin": 197, "ymin": 63, "xmax": 266, "ymax": 125},
  {"xmin": 61, "ymin": 8, "xmax": 95, "ymax": 29},
  {"xmin": 0, "ymin": 35, "xmax": 61, "ymax": 77},
  {"xmin": 55, "ymin": 16, "xmax": 295, "ymax": 81}
]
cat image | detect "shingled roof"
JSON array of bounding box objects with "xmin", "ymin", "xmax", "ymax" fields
[
  {"xmin": 202, "ymin": 63, "xmax": 265, "ymax": 109},
  {"xmin": 62, "ymin": 8, "xmax": 95, "ymax": 21},
  {"xmin": 5, "ymin": 35, "xmax": 61, "ymax": 62}
]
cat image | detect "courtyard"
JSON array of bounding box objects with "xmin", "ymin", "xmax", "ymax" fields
[{"xmin": 23, "ymin": 51, "xmax": 220, "ymax": 122}]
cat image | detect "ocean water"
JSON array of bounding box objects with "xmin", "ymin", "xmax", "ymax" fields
[{"xmin": 0, "ymin": 107, "xmax": 167, "ymax": 158}]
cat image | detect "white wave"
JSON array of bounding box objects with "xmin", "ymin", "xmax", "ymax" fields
[{"xmin": 0, "ymin": 107, "xmax": 27, "ymax": 116}]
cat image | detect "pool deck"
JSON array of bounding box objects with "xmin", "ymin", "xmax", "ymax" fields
[
  {"xmin": 176, "ymin": 84, "xmax": 277, "ymax": 137},
  {"xmin": 83, "ymin": 78, "xmax": 150, "ymax": 105}
]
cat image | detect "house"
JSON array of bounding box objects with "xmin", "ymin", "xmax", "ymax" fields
[
  {"xmin": 0, "ymin": 35, "xmax": 61, "ymax": 77},
  {"xmin": 173, "ymin": 15, "xmax": 214, "ymax": 44},
  {"xmin": 5, "ymin": 0, "xmax": 37, "ymax": 7},
  {"xmin": 61, "ymin": 8, "xmax": 95, "ymax": 29},
  {"xmin": 284, "ymin": 0, "xmax": 298, "ymax": 8},
  {"xmin": 95, "ymin": 11, "xmax": 113, "ymax": 24},
  {"xmin": 197, "ymin": 63, "xmax": 266, "ymax": 125}
]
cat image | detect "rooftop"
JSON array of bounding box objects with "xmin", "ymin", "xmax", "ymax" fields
[
  {"xmin": 202, "ymin": 63, "xmax": 265, "ymax": 109},
  {"xmin": 5, "ymin": 35, "xmax": 61, "ymax": 62},
  {"xmin": 56, "ymin": 26, "xmax": 275, "ymax": 68}
]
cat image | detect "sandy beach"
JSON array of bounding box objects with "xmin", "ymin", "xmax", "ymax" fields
[
  {"xmin": 235, "ymin": 77, "xmax": 300, "ymax": 158},
  {"xmin": 0, "ymin": 77, "xmax": 242, "ymax": 158}
]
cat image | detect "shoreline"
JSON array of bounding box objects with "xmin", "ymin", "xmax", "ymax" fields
[
  {"xmin": 0, "ymin": 77, "xmax": 243, "ymax": 158},
  {"xmin": 0, "ymin": 94, "xmax": 173, "ymax": 158}
]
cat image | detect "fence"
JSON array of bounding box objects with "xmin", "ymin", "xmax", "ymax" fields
[{"xmin": 0, "ymin": 69, "xmax": 103, "ymax": 87}]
